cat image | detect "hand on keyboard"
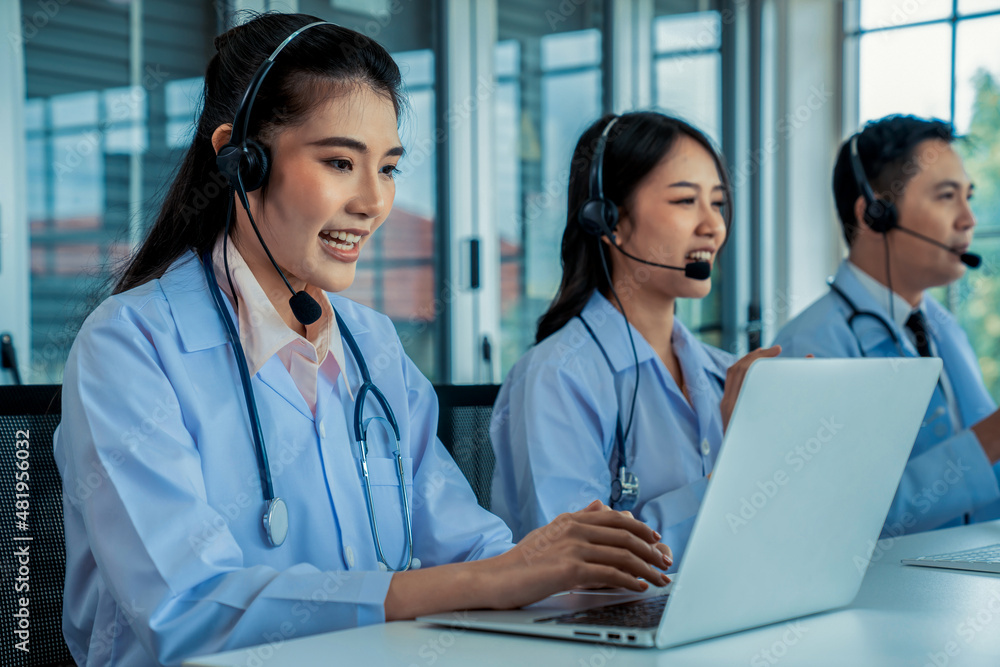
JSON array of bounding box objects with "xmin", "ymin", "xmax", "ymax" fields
[{"xmin": 486, "ymin": 500, "xmax": 673, "ymax": 610}]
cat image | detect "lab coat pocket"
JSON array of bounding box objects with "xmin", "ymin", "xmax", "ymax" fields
[{"xmin": 362, "ymin": 457, "xmax": 414, "ymax": 566}]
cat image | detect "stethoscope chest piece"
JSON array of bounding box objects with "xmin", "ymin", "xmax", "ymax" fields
[
  {"xmin": 611, "ymin": 469, "xmax": 640, "ymax": 512},
  {"xmin": 263, "ymin": 497, "xmax": 289, "ymax": 547}
]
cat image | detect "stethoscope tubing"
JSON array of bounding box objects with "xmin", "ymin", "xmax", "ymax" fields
[
  {"xmin": 827, "ymin": 279, "xmax": 905, "ymax": 357},
  {"xmin": 201, "ymin": 249, "xmax": 413, "ymax": 569},
  {"xmin": 202, "ymin": 249, "xmax": 276, "ymax": 500}
]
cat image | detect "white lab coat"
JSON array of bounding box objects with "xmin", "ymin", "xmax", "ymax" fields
[{"xmin": 55, "ymin": 250, "xmax": 513, "ymax": 666}]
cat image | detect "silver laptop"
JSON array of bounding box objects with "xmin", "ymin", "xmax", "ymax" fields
[
  {"xmin": 903, "ymin": 544, "xmax": 1000, "ymax": 574},
  {"xmin": 420, "ymin": 358, "xmax": 942, "ymax": 649}
]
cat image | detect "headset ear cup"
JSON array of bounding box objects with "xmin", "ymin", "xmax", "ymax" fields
[
  {"xmin": 579, "ymin": 199, "xmax": 606, "ymax": 236},
  {"xmin": 881, "ymin": 200, "xmax": 897, "ymax": 232},
  {"xmin": 216, "ymin": 143, "xmax": 242, "ymax": 185},
  {"xmin": 239, "ymin": 138, "xmax": 270, "ymax": 192},
  {"xmin": 602, "ymin": 200, "xmax": 618, "ymax": 235},
  {"xmin": 578, "ymin": 198, "xmax": 618, "ymax": 238},
  {"xmin": 865, "ymin": 198, "xmax": 897, "ymax": 234}
]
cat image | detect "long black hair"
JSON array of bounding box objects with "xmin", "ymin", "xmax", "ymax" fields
[
  {"xmin": 535, "ymin": 112, "xmax": 734, "ymax": 343},
  {"xmin": 113, "ymin": 12, "xmax": 404, "ymax": 294}
]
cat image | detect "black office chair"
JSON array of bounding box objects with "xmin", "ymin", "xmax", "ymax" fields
[
  {"xmin": 433, "ymin": 384, "xmax": 500, "ymax": 511},
  {"xmin": 0, "ymin": 385, "xmax": 74, "ymax": 666}
]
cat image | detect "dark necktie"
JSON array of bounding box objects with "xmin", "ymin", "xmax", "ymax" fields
[{"xmin": 905, "ymin": 311, "xmax": 932, "ymax": 358}]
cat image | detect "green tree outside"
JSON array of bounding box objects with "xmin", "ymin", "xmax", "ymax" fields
[{"xmin": 951, "ymin": 68, "xmax": 1000, "ymax": 403}]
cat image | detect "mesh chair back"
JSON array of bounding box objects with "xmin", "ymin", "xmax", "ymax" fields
[
  {"xmin": 434, "ymin": 385, "xmax": 500, "ymax": 511},
  {"xmin": 0, "ymin": 385, "xmax": 73, "ymax": 666}
]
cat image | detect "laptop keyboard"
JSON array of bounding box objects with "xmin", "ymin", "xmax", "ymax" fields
[
  {"xmin": 534, "ymin": 595, "xmax": 669, "ymax": 629},
  {"xmin": 911, "ymin": 543, "xmax": 1000, "ymax": 564}
]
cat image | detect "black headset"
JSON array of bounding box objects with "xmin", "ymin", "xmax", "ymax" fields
[
  {"xmin": 572, "ymin": 115, "xmax": 716, "ymax": 511},
  {"xmin": 574, "ymin": 116, "xmax": 640, "ymax": 510},
  {"xmin": 213, "ymin": 20, "xmax": 335, "ymax": 327},
  {"xmin": 578, "ymin": 117, "xmax": 622, "ymax": 240},
  {"xmin": 577, "ymin": 116, "xmax": 713, "ymax": 280},
  {"xmin": 848, "ymin": 135, "xmax": 897, "ymax": 235},
  {"xmin": 214, "ymin": 22, "xmax": 338, "ymax": 194},
  {"xmin": 838, "ymin": 131, "xmax": 979, "ymax": 352},
  {"xmin": 848, "ymin": 134, "xmax": 980, "ymax": 267}
]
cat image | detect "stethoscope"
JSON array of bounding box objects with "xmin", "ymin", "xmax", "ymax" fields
[
  {"xmin": 827, "ymin": 278, "xmax": 949, "ymax": 428},
  {"xmin": 578, "ymin": 317, "xmax": 640, "ymax": 510},
  {"xmin": 200, "ymin": 250, "xmax": 415, "ymax": 571},
  {"xmin": 827, "ymin": 280, "xmax": 906, "ymax": 358},
  {"xmin": 577, "ymin": 316, "xmax": 725, "ymax": 511}
]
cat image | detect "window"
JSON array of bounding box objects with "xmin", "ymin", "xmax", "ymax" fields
[
  {"xmin": 653, "ymin": 3, "xmax": 722, "ymax": 142},
  {"xmin": 652, "ymin": 0, "xmax": 725, "ymax": 349},
  {"xmin": 847, "ymin": 1, "xmax": 1000, "ymax": 400},
  {"xmin": 20, "ymin": 0, "xmax": 443, "ymax": 383},
  {"xmin": 494, "ymin": 0, "xmax": 606, "ymax": 377},
  {"xmin": 23, "ymin": 0, "xmax": 217, "ymax": 383},
  {"xmin": 14, "ymin": 0, "xmax": 737, "ymax": 386},
  {"xmin": 301, "ymin": 0, "xmax": 442, "ymax": 380},
  {"xmin": 493, "ymin": 0, "xmax": 731, "ymax": 376}
]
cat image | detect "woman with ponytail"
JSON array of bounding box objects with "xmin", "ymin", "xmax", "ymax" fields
[
  {"xmin": 491, "ymin": 112, "xmax": 780, "ymax": 568},
  {"xmin": 55, "ymin": 15, "xmax": 672, "ymax": 666}
]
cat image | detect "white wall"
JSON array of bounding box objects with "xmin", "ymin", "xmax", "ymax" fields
[{"xmin": 764, "ymin": 0, "xmax": 847, "ymax": 342}]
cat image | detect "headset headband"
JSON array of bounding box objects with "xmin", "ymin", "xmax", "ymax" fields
[
  {"xmin": 229, "ymin": 21, "xmax": 335, "ymax": 147},
  {"xmin": 589, "ymin": 116, "xmax": 620, "ymax": 200},
  {"xmin": 848, "ymin": 134, "xmax": 878, "ymax": 206}
]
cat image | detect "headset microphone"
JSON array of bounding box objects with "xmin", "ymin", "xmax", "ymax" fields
[
  {"xmin": 288, "ymin": 292, "xmax": 323, "ymax": 324},
  {"xmin": 231, "ymin": 174, "xmax": 323, "ymax": 326},
  {"xmin": 574, "ymin": 115, "xmax": 715, "ymax": 511},
  {"xmin": 608, "ymin": 244, "xmax": 712, "ymax": 279},
  {"xmin": 578, "ymin": 117, "xmax": 713, "ymax": 281},
  {"xmin": 848, "ymin": 135, "xmax": 981, "ymax": 272},
  {"xmin": 892, "ymin": 226, "xmax": 982, "ymax": 269},
  {"xmin": 685, "ymin": 261, "xmax": 713, "ymax": 279},
  {"xmin": 962, "ymin": 252, "xmax": 982, "ymax": 269},
  {"xmin": 216, "ymin": 21, "xmax": 330, "ymax": 326}
]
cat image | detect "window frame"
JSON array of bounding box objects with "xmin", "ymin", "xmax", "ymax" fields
[{"xmin": 843, "ymin": 0, "xmax": 1000, "ymax": 313}]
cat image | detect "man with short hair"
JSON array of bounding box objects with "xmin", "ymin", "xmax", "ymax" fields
[{"xmin": 774, "ymin": 114, "xmax": 1000, "ymax": 536}]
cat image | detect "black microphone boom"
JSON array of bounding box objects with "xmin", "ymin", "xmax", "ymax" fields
[
  {"xmin": 234, "ymin": 186, "xmax": 323, "ymax": 326},
  {"xmin": 894, "ymin": 226, "xmax": 981, "ymax": 269},
  {"xmin": 610, "ymin": 244, "xmax": 712, "ymax": 280}
]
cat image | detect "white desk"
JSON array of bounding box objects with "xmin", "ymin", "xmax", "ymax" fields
[{"xmin": 185, "ymin": 521, "xmax": 1000, "ymax": 666}]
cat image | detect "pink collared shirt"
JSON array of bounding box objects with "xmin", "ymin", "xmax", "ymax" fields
[{"xmin": 210, "ymin": 237, "xmax": 352, "ymax": 415}]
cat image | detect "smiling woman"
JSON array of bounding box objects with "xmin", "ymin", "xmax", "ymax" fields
[
  {"xmin": 209, "ymin": 87, "xmax": 406, "ymax": 318},
  {"xmin": 53, "ymin": 12, "xmax": 674, "ymax": 667},
  {"xmin": 491, "ymin": 111, "xmax": 781, "ymax": 567}
]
